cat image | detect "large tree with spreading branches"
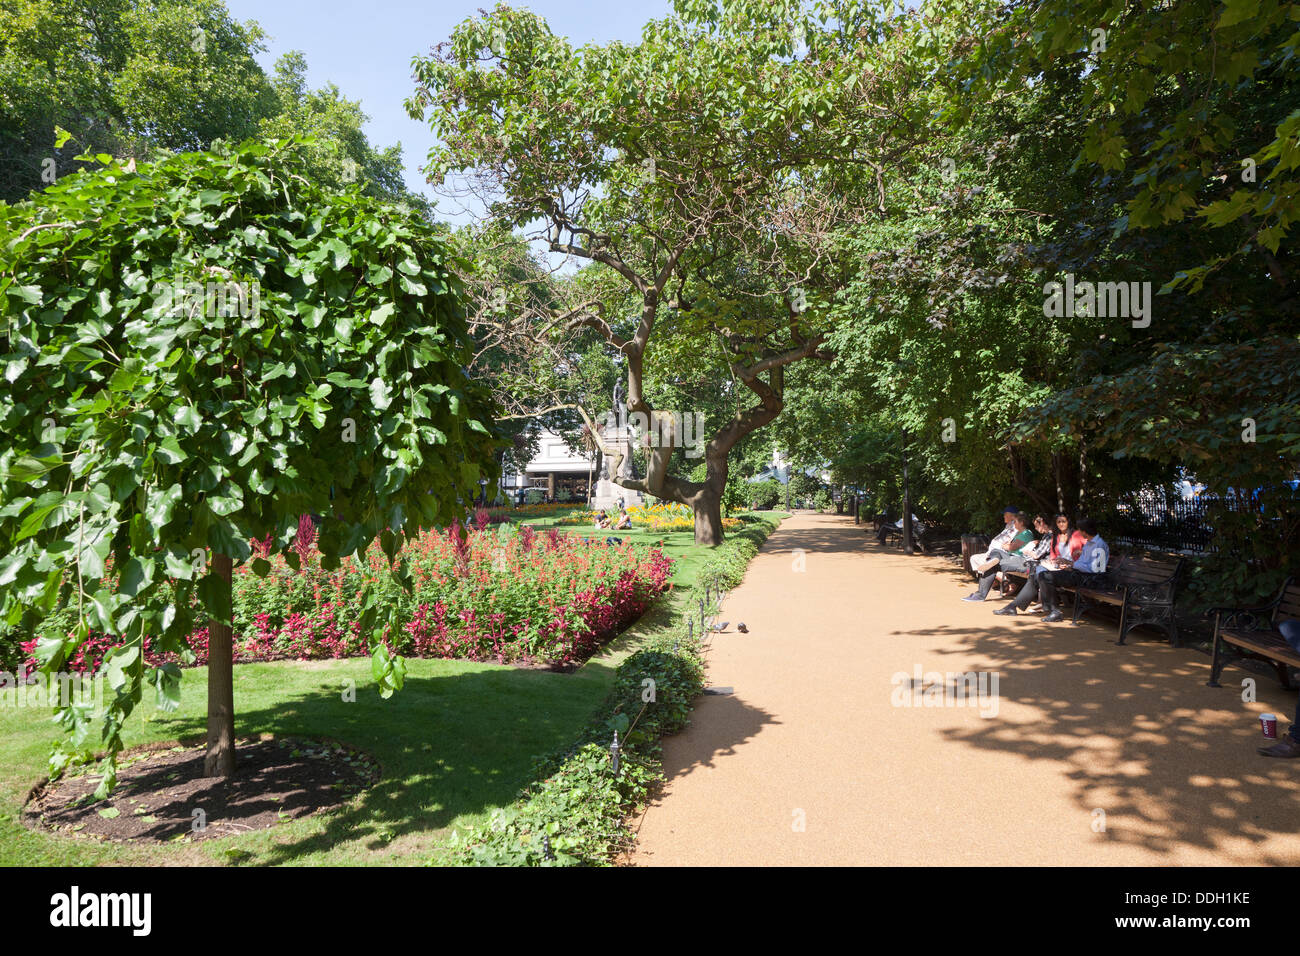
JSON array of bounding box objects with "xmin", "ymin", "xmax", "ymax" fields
[{"xmin": 407, "ymin": 0, "xmax": 930, "ymax": 543}]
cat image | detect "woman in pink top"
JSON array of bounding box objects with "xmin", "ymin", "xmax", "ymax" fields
[{"xmin": 1048, "ymin": 514, "xmax": 1086, "ymax": 568}]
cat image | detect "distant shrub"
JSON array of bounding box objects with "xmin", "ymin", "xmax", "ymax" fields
[{"xmin": 748, "ymin": 480, "xmax": 782, "ymax": 510}]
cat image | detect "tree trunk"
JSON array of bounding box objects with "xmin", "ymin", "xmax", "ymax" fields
[
  {"xmin": 692, "ymin": 489, "xmax": 724, "ymax": 546},
  {"xmin": 1052, "ymin": 451, "xmax": 1065, "ymax": 515},
  {"xmin": 1008, "ymin": 442, "xmax": 1055, "ymax": 515},
  {"xmin": 902, "ymin": 432, "xmax": 914, "ymax": 554},
  {"xmin": 204, "ymin": 552, "xmax": 236, "ymax": 777},
  {"xmin": 1078, "ymin": 439, "xmax": 1088, "ymax": 514}
]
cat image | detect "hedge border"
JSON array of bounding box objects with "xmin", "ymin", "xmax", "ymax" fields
[{"xmin": 438, "ymin": 513, "xmax": 782, "ymax": 866}]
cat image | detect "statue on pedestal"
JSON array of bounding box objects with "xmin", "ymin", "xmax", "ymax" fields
[{"xmin": 612, "ymin": 377, "xmax": 626, "ymax": 431}]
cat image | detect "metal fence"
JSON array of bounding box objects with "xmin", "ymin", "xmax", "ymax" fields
[{"xmin": 1102, "ymin": 487, "xmax": 1279, "ymax": 554}]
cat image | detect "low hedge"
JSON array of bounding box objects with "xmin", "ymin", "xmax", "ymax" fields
[
  {"xmin": 443, "ymin": 513, "xmax": 781, "ymax": 866},
  {"xmin": 695, "ymin": 513, "xmax": 780, "ymax": 593}
]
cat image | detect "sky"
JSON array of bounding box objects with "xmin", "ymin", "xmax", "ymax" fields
[{"xmin": 222, "ymin": 0, "xmax": 672, "ymax": 210}]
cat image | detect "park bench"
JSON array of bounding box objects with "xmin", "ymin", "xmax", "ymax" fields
[
  {"xmin": 995, "ymin": 553, "xmax": 1185, "ymax": 645},
  {"xmin": 1206, "ymin": 577, "xmax": 1300, "ymax": 690},
  {"xmin": 875, "ymin": 515, "xmax": 932, "ymax": 552},
  {"xmin": 961, "ymin": 534, "xmax": 991, "ymax": 577},
  {"xmin": 1070, "ymin": 553, "xmax": 1185, "ymax": 646}
]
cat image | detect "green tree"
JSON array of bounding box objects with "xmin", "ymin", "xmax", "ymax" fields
[
  {"xmin": 0, "ymin": 0, "xmax": 274, "ymax": 200},
  {"xmin": 259, "ymin": 51, "xmax": 429, "ymax": 214},
  {"xmin": 0, "ymin": 138, "xmax": 499, "ymax": 790},
  {"xmin": 0, "ymin": 0, "xmax": 426, "ymax": 211},
  {"xmin": 405, "ymin": 1, "xmax": 930, "ymax": 543}
]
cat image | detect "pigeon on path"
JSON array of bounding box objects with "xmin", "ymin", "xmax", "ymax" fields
[{"xmin": 736, "ymin": 622, "xmax": 748, "ymax": 633}]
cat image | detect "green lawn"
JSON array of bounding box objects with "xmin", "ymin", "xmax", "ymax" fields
[
  {"xmin": 519, "ymin": 508, "xmax": 783, "ymax": 591},
  {"xmin": 0, "ymin": 513, "xmax": 776, "ymax": 866},
  {"xmin": 1, "ymin": 656, "xmax": 614, "ymax": 865}
]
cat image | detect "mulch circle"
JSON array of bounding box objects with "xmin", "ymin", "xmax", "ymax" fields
[{"xmin": 23, "ymin": 734, "xmax": 380, "ymax": 845}]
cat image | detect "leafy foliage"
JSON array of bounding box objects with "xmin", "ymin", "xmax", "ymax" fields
[
  {"xmin": 0, "ymin": 137, "xmax": 499, "ymax": 791},
  {"xmin": 444, "ymin": 513, "xmax": 780, "ymax": 865}
]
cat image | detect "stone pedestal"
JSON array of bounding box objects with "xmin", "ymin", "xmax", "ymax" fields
[
  {"xmin": 592, "ymin": 479, "xmax": 643, "ymax": 511},
  {"xmin": 591, "ymin": 430, "xmax": 644, "ymax": 510}
]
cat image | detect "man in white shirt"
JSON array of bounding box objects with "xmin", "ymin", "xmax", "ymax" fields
[{"xmin": 968, "ymin": 507, "xmax": 1021, "ymax": 572}]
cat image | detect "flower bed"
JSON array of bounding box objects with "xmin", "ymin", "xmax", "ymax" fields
[
  {"xmin": 446, "ymin": 512, "xmax": 783, "ymax": 865},
  {"xmin": 19, "ymin": 519, "xmax": 673, "ymax": 675},
  {"xmin": 556, "ymin": 503, "xmax": 741, "ymax": 533}
]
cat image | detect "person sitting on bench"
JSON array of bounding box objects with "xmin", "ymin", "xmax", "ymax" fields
[
  {"xmin": 968, "ymin": 507, "xmax": 1021, "ymax": 571},
  {"xmin": 1259, "ymin": 619, "xmax": 1300, "ymax": 758},
  {"xmin": 1049, "ymin": 513, "xmax": 1086, "ymax": 564},
  {"xmin": 965, "ymin": 514, "xmax": 1050, "ymax": 602},
  {"xmin": 877, "ymin": 512, "xmax": 923, "ymax": 545},
  {"xmin": 973, "ymin": 513, "xmax": 1035, "ymax": 573},
  {"xmin": 995, "ymin": 517, "xmax": 1107, "ymax": 621}
]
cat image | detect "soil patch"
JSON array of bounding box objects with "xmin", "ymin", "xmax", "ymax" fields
[{"xmin": 24, "ymin": 735, "xmax": 379, "ymax": 844}]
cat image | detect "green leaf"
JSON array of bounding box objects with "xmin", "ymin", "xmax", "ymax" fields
[
  {"xmin": 173, "ymin": 405, "xmax": 203, "ymax": 432},
  {"xmin": 154, "ymin": 435, "xmax": 188, "ymax": 465},
  {"xmin": 151, "ymin": 663, "xmax": 183, "ymax": 712},
  {"xmin": 146, "ymin": 484, "xmax": 184, "ymax": 528},
  {"xmin": 1218, "ymin": 0, "xmax": 1259, "ymax": 27},
  {"xmin": 369, "ymin": 377, "xmax": 393, "ymax": 410},
  {"xmin": 117, "ymin": 557, "xmax": 154, "ymax": 597}
]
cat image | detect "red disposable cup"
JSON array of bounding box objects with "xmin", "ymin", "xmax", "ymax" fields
[{"xmin": 1261, "ymin": 713, "xmax": 1278, "ymax": 738}]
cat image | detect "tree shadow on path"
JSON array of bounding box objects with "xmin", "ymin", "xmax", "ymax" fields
[{"xmin": 892, "ymin": 618, "xmax": 1300, "ymax": 863}]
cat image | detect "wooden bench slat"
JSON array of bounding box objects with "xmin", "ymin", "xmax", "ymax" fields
[
  {"xmin": 1275, "ymin": 589, "xmax": 1300, "ymax": 621},
  {"xmin": 1126, "ymin": 568, "xmax": 1175, "ymax": 583},
  {"xmin": 1220, "ymin": 630, "xmax": 1300, "ymax": 667},
  {"xmin": 1075, "ymin": 588, "xmax": 1124, "ymax": 605}
]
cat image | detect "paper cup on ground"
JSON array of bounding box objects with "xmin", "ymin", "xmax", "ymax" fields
[{"xmin": 1260, "ymin": 713, "xmax": 1278, "ymax": 738}]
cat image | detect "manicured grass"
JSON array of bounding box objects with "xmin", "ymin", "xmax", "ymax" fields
[
  {"xmin": 0, "ymin": 657, "xmax": 615, "ymax": 865},
  {"xmin": 522, "ymin": 509, "xmax": 787, "ymax": 592},
  {"xmin": 0, "ymin": 512, "xmax": 776, "ymax": 866}
]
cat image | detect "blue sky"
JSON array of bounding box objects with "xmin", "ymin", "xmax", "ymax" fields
[{"xmin": 223, "ymin": 1, "xmax": 671, "ymax": 207}]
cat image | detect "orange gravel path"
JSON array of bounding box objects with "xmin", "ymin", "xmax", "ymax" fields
[{"xmin": 631, "ymin": 512, "xmax": 1300, "ymax": 866}]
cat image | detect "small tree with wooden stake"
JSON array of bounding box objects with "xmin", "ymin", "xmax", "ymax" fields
[{"xmin": 0, "ymin": 137, "xmax": 500, "ymax": 793}]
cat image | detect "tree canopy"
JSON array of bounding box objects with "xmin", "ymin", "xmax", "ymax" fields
[{"xmin": 0, "ymin": 137, "xmax": 499, "ymax": 789}]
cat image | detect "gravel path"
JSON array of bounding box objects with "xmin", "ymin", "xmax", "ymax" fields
[{"xmin": 631, "ymin": 512, "xmax": 1300, "ymax": 866}]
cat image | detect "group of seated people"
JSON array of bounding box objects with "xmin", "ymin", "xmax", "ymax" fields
[
  {"xmin": 965, "ymin": 507, "xmax": 1300, "ymax": 763},
  {"xmin": 963, "ymin": 506, "xmax": 1109, "ymax": 623},
  {"xmin": 593, "ymin": 508, "xmax": 633, "ymax": 531}
]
